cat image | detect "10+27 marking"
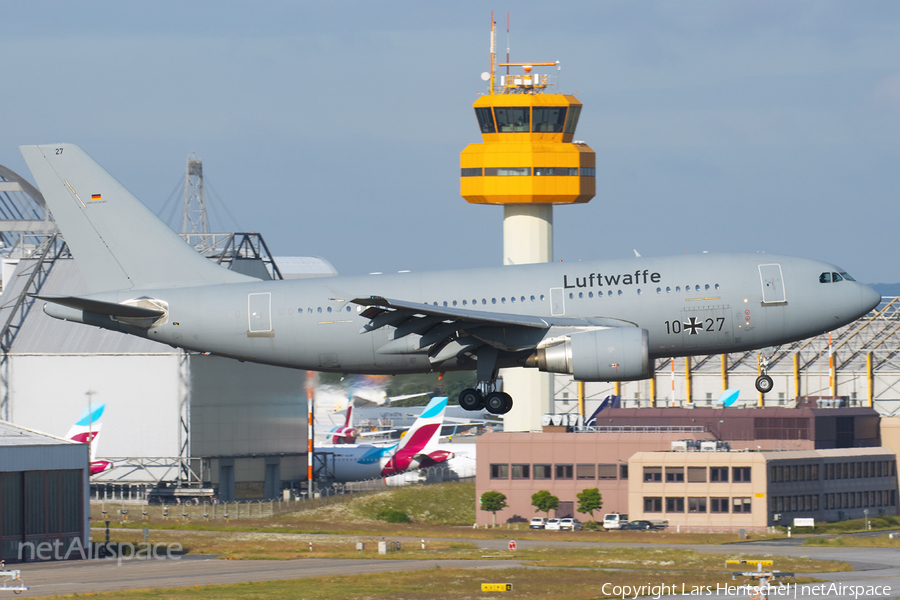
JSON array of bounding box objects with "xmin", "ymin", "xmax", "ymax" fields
[{"xmin": 665, "ymin": 317, "xmax": 725, "ymax": 335}]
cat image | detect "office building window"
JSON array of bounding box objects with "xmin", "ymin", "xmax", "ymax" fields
[
  {"xmin": 665, "ymin": 497, "xmax": 685, "ymax": 513},
  {"xmin": 490, "ymin": 464, "xmax": 508, "ymax": 479},
  {"xmin": 555, "ymin": 464, "xmax": 573, "ymax": 480},
  {"xmin": 688, "ymin": 467, "xmax": 707, "ymax": 483},
  {"xmin": 732, "ymin": 497, "xmax": 752, "ymax": 513},
  {"xmin": 597, "ymin": 464, "xmax": 617, "ymax": 480},
  {"xmin": 533, "ymin": 464, "xmax": 552, "ymax": 480},
  {"xmin": 644, "ymin": 466, "xmax": 662, "ymax": 482},
  {"xmin": 710, "ymin": 467, "xmax": 729, "ymax": 482},
  {"xmin": 665, "ymin": 467, "xmax": 684, "ymax": 482},
  {"xmin": 688, "ymin": 497, "xmax": 707, "ymax": 513},
  {"xmin": 733, "ymin": 467, "xmax": 751, "ymax": 482},
  {"xmin": 710, "ymin": 497, "xmax": 729, "ymax": 513},
  {"xmin": 576, "ymin": 464, "xmax": 596, "ymax": 480},
  {"xmin": 644, "ymin": 497, "xmax": 662, "ymax": 513},
  {"xmin": 620, "ymin": 465, "xmax": 629, "ymax": 480},
  {"xmin": 511, "ymin": 464, "xmax": 530, "ymax": 479}
]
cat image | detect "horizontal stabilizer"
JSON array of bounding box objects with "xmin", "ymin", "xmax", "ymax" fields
[
  {"xmin": 20, "ymin": 144, "xmax": 256, "ymax": 292},
  {"xmin": 34, "ymin": 295, "xmax": 165, "ymax": 318}
]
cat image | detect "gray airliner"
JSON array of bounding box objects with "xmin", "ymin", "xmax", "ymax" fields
[{"xmin": 21, "ymin": 144, "xmax": 881, "ymax": 415}]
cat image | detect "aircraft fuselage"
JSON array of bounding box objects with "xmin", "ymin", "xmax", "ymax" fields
[{"xmin": 61, "ymin": 252, "xmax": 879, "ymax": 376}]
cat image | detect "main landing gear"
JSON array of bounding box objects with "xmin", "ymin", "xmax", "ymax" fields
[
  {"xmin": 459, "ymin": 387, "xmax": 513, "ymax": 415},
  {"xmin": 755, "ymin": 346, "xmax": 777, "ymax": 394},
  {"xmin": 458, "ymin": 346, "xmax": 514, "ymax": 415}
]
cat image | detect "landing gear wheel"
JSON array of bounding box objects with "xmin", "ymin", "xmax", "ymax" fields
[
  {"xmin": 755, "ymin": 375, "xmax": 774, "ymax": 394},
  {"xmin": 459, "ymin": 388, "xmax": 484, "ymax": 411},
  {"xmin": 485, "ymin": 392, "xmax": 513, "ymax": 415}
]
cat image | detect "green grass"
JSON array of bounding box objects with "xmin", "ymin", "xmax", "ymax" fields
[
  {"xmin": 347, "ymin": 482, "xmax": 476, "ymax": 525},
  {"xmin": 781, "ymin": 514, "xmax": 900, "ymax": 535},
  {"xmin": 802, "ymin": 534, "xmax": 900, "ymax": 548}
]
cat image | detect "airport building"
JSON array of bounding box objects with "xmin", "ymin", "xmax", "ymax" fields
[
  {"xmin": 476, "ymin": 409, "xmax": 900, "ymax": 530},
  {"xmin": 0, "ymin": 421, "xmax": 90, "ymax": 562}
]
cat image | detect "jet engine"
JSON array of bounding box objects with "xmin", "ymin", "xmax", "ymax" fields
[{"xmin": 531, "ymin": 327, "xmax": 650, "ymax": 381}]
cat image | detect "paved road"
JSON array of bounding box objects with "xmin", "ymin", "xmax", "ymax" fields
[
  {"xmin": 8, "ymin": 556, "xmax": 522, "ymax": 598},
  {"xmin": 7, "ymin": 533, "xmax": 900, "ymax": 598}
]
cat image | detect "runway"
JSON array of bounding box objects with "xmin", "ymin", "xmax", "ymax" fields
[{"xmin": 7, "ymin": 535, "xmax": 900, "ymax": 598}]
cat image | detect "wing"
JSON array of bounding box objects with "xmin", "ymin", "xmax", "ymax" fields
[{"xmin": 352, "ymin": 295, "xmax": 636, "ymax": 364}]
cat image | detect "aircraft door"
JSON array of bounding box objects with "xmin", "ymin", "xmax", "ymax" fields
[
  {"xmin": 758, "ymin": 264, "xmax": 787, "ymax": 305},
  {"xmin": 550, "ymin": 287, "xmax": 565, "ymax": 316},
  {"xmin": 248, "ymin": 292, "xmax": 273, "ymax": 337}
]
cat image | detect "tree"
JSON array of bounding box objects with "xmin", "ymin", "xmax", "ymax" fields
[
  {"xmin": 480, "ymin": 491, "xmax": 508, "ymax": 527},
  {"xmin": 576, "ymin": 488, "xmax": 603, "ymax": 522},
  {"xmin": 531, "ymin": 490, "xmax": 559, "ymax": 517}
]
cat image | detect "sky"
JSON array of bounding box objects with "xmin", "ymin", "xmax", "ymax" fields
[{"xmin": 2, "ymin": 1, "xmax": 899, "ymax": 283}]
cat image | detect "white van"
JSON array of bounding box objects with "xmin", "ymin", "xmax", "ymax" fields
[{"xmin": 602, "ymin": 513, "xmax": 628, "ymax": 530}]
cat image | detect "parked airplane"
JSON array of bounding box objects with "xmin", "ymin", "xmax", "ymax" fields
[
  {"xmin": 65, "ymin": 403, "xmax": 112, "ymax": 475},
  {"xmin": 21, "ymin": 144, "xmax": 881, "ymax": 415},
  {"xmin": 320, "ymin": 396, "xmax": 452, "ymax": 482}
]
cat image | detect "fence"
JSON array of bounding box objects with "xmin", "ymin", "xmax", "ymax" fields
[{"xmin": 91, "ymin": 465, "xmax": 474, "ymax": 522}]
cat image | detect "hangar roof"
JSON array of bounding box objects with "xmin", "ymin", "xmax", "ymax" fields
[{"xmin": 0, "ymin": 420, "xmax": 75, "ymax": 446}]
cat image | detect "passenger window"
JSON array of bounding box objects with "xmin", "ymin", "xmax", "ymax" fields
[
  {"xmin": 832, "ymin": 272, "xmax": 843, "ymax": 282},
  {"xmin": 819, "ymin": 272, "xmax": 831, "ymax": 283},
  {"xmin": 676, "ymin": 286, "xmax": 681, "ymax": 292}
]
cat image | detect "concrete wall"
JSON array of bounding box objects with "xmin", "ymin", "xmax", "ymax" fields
[{"xmin": 189, "ymin": 355, "xmax": 307, "ymax": 457}]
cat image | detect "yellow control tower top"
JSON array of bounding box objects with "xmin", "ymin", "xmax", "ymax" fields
[{"xmin": 460, "ymin": 22, "xmax": 596, "ymax": 205}]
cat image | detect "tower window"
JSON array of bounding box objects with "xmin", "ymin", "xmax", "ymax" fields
[
  {"xmin": 485, "ymin": 167, "xmax": 530, "ymax": 176},
  {"xmin": 563, "ymin": 105, "xmax": 582, "ymax": 134},
  {"xmin": 461, "ymin": 168, "xmax": 482, "ymax": 177},
  {"xmin": 533, "ymin": 107, "xmax": 567, "ymax": 133},
  {"xmin": 475, "ymin": 107, "xmax": 496, "ymax": 133},
  {"xmin": 494, "ymin": 107, "xmax": 530, "ymax": 132}
]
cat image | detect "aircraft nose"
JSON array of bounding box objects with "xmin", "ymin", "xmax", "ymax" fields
[{"xmin": 860, "ymin": 284, "xmax": 881, "ymax": 313}]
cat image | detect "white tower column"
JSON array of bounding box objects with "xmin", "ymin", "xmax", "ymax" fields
[{"xmin": 501, "ymin": 204, "xmax": 554, "ymax": 432}]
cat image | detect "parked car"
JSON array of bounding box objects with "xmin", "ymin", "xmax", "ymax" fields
[
  {"xmin": 559, "ymin": 518, "xmax": 583, "ymax": 531},
  {"xmin": 529, "ymin": 517, "xmax": 546, "ymax": 529},
  {"xmin": 602, "ymin": 513, "xmax": 629, "ymax": 530},
  {"xmin": 619, "ymin": 520, "xmax": 653, "ymax": 531},
  {"xmin": 545, "ymin": 518, "xmax": 561, "ymax": 530}
]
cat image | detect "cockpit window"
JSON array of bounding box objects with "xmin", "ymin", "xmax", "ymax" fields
[
  {"xmin": 840, "ymin": 272, "xmax": 856, "ymax": 281},
  {"xmin": 819, "ymin": 272, "xmax": 831, "ymax": 283},
  {"xmin": 832, "ymin": 272, "xmax": 843, "ymax": 282}
]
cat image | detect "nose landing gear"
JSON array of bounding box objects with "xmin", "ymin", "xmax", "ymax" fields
[{"xmin": 755, "ymin": 346, "xmax": 778, "ymax": 394}]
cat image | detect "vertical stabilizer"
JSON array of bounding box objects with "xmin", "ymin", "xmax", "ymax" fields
[
  {"xmin": 19, "ymin": 144, "xmax": 256, "ymax": 292},
  {"xmin": 381, "ymin": 397, "xmax": 448, "ymax": 474}
]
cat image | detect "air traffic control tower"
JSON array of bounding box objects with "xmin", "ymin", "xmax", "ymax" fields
[{"xmin": 460, "ymin": 19, "xmax": 596, "ymax": 431}]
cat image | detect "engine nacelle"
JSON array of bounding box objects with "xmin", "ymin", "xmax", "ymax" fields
[{"xmin": 534, "ymin": 328, "xmax": 650, "ymax": 381}]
